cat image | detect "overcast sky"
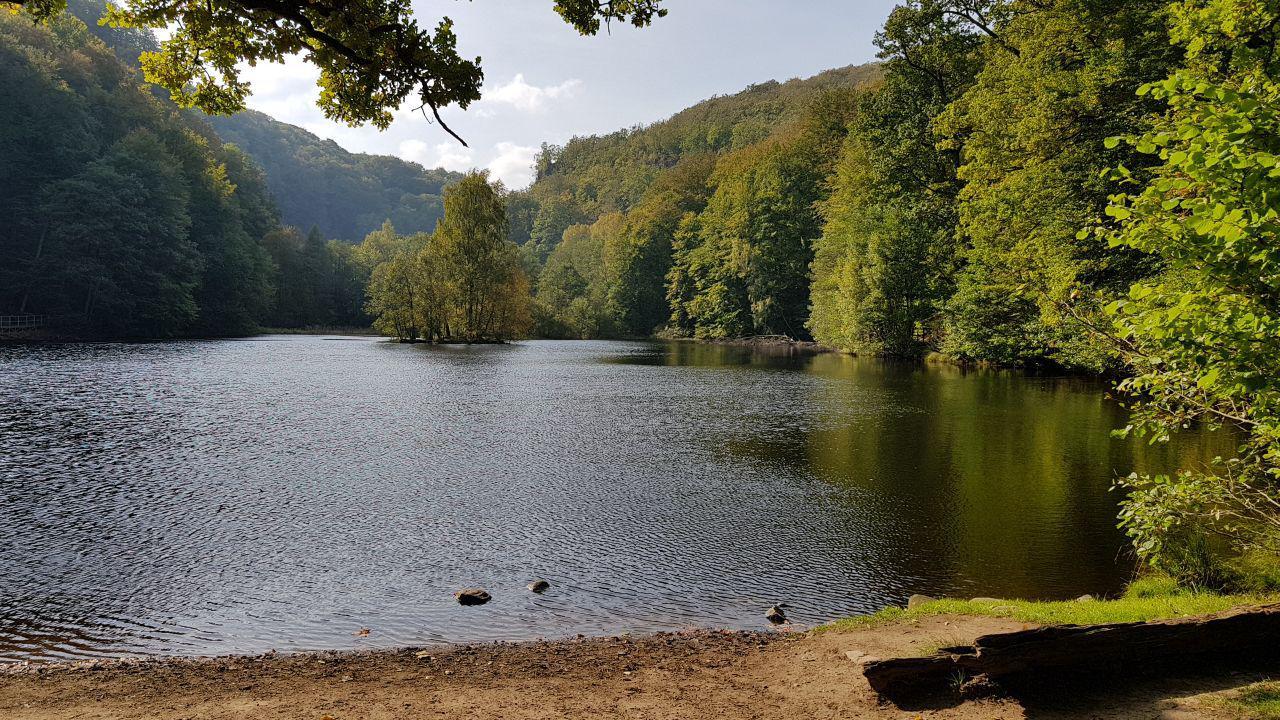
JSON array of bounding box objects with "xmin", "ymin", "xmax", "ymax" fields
[{"xmin": 240, "ymin": 1, "xmax": 900, "ymax": 188}]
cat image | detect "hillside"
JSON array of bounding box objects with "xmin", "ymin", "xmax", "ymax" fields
[
  {"xmin": 520, "ymin": 63, "xmax": 883, "ymax": 250},
  {"xmin": 512, "ymin": 62, "xmax": 882, "ymax": 338},
  {"xmin": 64, "ymin": 0, "xmax": 462, "ymax": 245},
  {"xmin": 205, "ymin": 111, "xmax": 463, "ymax": 242},
  {"xmin": 0, "ymin": 10, "xmax": 280, "ymax": 336}
]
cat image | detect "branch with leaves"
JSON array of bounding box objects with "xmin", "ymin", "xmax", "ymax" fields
[{"xmin": 4, "ymin": 0, "xmax": 665, "ymax": 143}]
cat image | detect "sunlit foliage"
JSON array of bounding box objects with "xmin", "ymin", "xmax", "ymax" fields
[
  {"xmin": 1091, "ymin": 0, "xmax": 1280, "ymax": 584},
  {"xmin": 362, "ymin": 174, "xmax": 532, "ymax": 343}
]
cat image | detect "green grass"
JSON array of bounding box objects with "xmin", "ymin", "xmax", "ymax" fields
[
  {"xmin": 817, "ymin": 580, "xmax": 1277, "ymax": 634},
  {"xmin": 1218, "ymin": 681, "xmax": 1280, "ymax": 719}
]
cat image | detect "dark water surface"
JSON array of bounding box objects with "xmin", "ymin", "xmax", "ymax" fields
[{"xmin": 0, "ymin": 337, "xmax": 1224, "ymax": 661}]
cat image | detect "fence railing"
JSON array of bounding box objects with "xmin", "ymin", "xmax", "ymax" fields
[{"xmin": 0, "ymin": 315, "xmax": 47, "ymax": 331}]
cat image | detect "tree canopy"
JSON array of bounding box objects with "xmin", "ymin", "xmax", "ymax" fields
[
  {"xmin": 1092, "ymin": 0, "xmax": 1280, "ymax": 585},
  {"xmin": 361, "ymin": 173, "xmax": 532, "ymax": 343}
]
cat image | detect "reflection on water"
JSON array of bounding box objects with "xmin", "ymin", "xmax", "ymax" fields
[{"xmin": 0, "ymin": 338, "xmax": 1226, "ymax": 661}]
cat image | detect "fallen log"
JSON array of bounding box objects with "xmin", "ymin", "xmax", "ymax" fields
[{"xmin": 864, "ymin": 603, "xmax": 1280, "ymax": 704}]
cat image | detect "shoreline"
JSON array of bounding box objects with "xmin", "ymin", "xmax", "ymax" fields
[
  {"xmin": 0, "ymin": 612, "xmax": 1265, "ymax": 720},
  {"xmin": 0, "ymin": 629, "xmax": 788, "ymax": 675},
  {"xmin": 1, "ymin": 331, "xmax": 1108, "ymax": 377}
]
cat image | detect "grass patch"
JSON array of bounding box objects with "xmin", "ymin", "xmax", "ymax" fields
[
  {"xmin": 817, "ymin": 583, "xmax": 1277, "ymax": 634},
  {"xmin": 1123, "ymin": 574, "xmax": 1184, "ymax": 598},
  {"xmin": 1230, "ymin": 551, "xmax": 1280, "ymax": 594},
  {"xmin": 1218, "ymin": 681, "xmax": 1280, "ymax": 719}
]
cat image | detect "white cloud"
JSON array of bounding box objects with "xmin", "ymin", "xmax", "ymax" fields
[
  {"xmin": 397, "ymin": 139, "xmax": 432, "ymax": 165},
  {"xmin": 478, "ymin": 74, "xmax": 582, "ymax": 115},
  {"xmin": 398, "ymin": 139, "xmax": 476, "ymax": 172},
  {"xmin": 239, "ymin": 57, "xmax": 321, "ymax": 126},
  {"xmin": 486, "ymin": 142, "xmax": 540, "ymax": 188}
]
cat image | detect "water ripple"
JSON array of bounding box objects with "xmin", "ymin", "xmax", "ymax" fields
[{"xmin": 0, "ymin": 338, "xmax": 1221, "ymax": 661}]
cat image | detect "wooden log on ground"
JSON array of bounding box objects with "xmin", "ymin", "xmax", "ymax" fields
[{"xmin": 864, "ymin": 603, "xmax": 1280, "ymax": 703}]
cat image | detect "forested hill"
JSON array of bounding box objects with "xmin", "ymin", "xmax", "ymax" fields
[
  {"xmin": 61, "ymin": 0, "xmax": 462, "ymax": 244},
  {"xmin": 0, "ymin": 9, "xmax": 369, "ymax": 336},
  {"xmin": 513, "ymin": 1, "xmax": 1186, "ymax": 371},
  {"xmin": 517, "ymin": 64, "xmax": 882, "ymax": 258},
  {"xmin": 205, "ymin": 111, "xmax": 463, "ymax": 242},
  {"xmin": 514, "ymin": 63, "xmax": 882, "ymax": 339}
]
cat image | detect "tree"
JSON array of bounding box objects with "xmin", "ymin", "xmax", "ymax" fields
[
  {"xmin": 366, "ymin": 244, "xmax": 423, "ymax": 342},
  {"xmin": 6, "ymin": 0, "xmax": 665, "ymax": 142},
  {"xmin": 261, "ymin": 224, "xmax": 364, "ymax": 328},
  {"xmin": 606, "ymin": 192, "xmax": 686, "ymax": 336},
  {"xmin": 36, "ymin": 130, "xmax": 199, "ymax": 336},
  {"xmin": 808, "ymin": 0, "xmax": 986, "ymax": 355},
  {"xmin": 363, "ymin": 173, "xmax": 530, "ymax": 342},
  {"xmin": 1090, "ymin": 0, "xmax": 1280, "ymax": 584},
  {"xmin": 939, "ymin": 0, "xmax": 1177, "ymax": 369},
  {"xmin": 1, "ymin": 9, "xmax": 293, "ymax": 338},
  {"xmin": 527, "ymin": 194, "xmax": 587, "ymax": 267},
  {"xmin": 433, "ymin": 172, "xmax": 528, "ymax": 340},
  {"xmin": 667, "ymin": 91, "xmax": 857, "ymax": 340}
]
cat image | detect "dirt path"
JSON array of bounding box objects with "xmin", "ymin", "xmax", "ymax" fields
[{"xmin": 0, "ymin": 616, "xmax": 1258, "ymax": 719}]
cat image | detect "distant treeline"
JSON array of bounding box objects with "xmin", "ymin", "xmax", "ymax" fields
[
  {"xmin": 510, "ymin": 1, "xmax": 1178, "ymax": 371},
  {"xmin": 205, "ymin": 110, "xmax": 463, "ymax": 243},
  {"xmin": 0, "ymin": 1, "xmax": 465, "ymax": 338},
  {"xmin": 0, "ymin": 0, "xmax": 1242, "ymax": 361}
]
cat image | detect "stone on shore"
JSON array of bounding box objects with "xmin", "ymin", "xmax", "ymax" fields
[{"xmin": 765, "ymin": 605, "xmax": 787, "ymax": 624}]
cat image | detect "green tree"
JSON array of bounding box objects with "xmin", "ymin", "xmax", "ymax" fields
[
  {"xmin": 535, "ymin": 214, "xmax": 630, "ymax": 338},
  {"xmin": 0, "ymin": 8, "xmax": 322, "ymax": 338},
  {"xmin": 527, "ymin": 194, "xmax": 587, "ymax": 267},
  {"xmin": 606, "ymin": 192, "xmax": 687, "ymax": 336},
  {"xmin": 36, "ymin": 129, "xmax": 199, "ymax": 336},
  {"xmin": 940, "ymin": 0, "xmax": 1177, "ymax": 369},
  {"xmin": 366, "ymin": 242, "xmax": 424, "ymax": 342},
  {"xmin": 1091, "ymin": 0, "xmax": 1280, "ymax": 582},
  {"xmin": 430, "ymin": 174, "xmax": 529, "ymax": 340},
  {"xmin": 808, "ymin": 0, "xmax": 987, "ymax": 356}
]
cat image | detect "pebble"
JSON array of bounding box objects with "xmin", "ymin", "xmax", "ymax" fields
[{"xmin": 455, "ymin": 588, "xmax": 492, "ymax": 606}]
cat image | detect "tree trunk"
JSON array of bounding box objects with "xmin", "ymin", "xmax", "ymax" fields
[
  {"xmin": 863, "ymin": 604, "xmax": 1280, "ymax": 704},
  {"xmin": 19, "ymin": 224, "xmax": 47, "ymax": 314}
]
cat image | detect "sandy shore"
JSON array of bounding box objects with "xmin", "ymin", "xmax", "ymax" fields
[{"xmin": 0, "ymin": 615, "xmax": 1260, "ymax": 719}]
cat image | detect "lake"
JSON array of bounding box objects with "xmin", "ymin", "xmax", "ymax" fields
[{"xmin": 0, "ymin": 337, "xmax": 1223, "ymax": 662}]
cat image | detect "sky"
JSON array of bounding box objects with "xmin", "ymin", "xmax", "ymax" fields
[{"xmin": 240, "ymin": 1, "xmax": 900, "ymax": 189}]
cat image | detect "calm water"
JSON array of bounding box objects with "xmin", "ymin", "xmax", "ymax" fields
[{"xmin": 0, "ymin": 337, "xmax": 1224, "ymax": 662}]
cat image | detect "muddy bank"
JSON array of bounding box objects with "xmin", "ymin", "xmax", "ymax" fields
[{"xmin": 0, "ymin": 617, "xmax": 1251, "ymax": 720}]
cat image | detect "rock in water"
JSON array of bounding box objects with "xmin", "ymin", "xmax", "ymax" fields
[
  {"xmin": 528, "ymin": 579, "xmax": 551, "ymax": 594},
  {"xmin": 455, "ymin": 588, "xmax": 492, "ymax": 606},
  {"xmin": 907, "ymin": 594, "xmax": 936, "ymax": 609},
  {"xmin": 765, "ymin": 604, "xmax": 788, "ymax": 624}
]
